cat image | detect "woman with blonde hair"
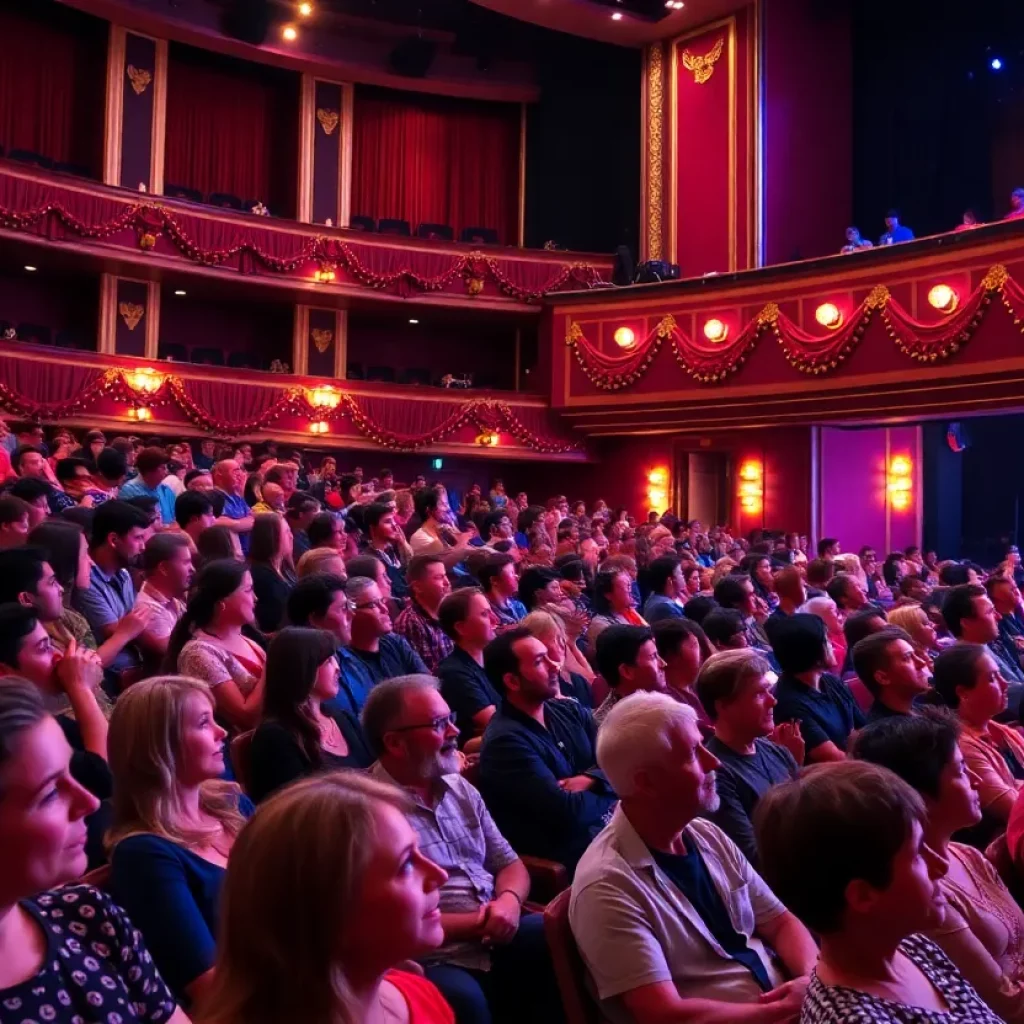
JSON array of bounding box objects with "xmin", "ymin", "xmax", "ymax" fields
[
  {"xmin": 199, "ymin": 773, "xmax": 453, "ymax": 1024},
  {"xmin": 521, "ymin": 609, "xmax": 594, "ymax": 707},
  {"xmin": 887, "ymin": 603, "xmax": 943, "ymax": 665},
  {"xmin": 107, "ymin": 675, "xmax": 253, "ymax": 1008},
  {"xmin": 295, "ymin": 544, "xmax": 347, "ymax": 580},
  {"xmin": 711, "ymin": 557, "xmax": 739, "ymax": 587}
]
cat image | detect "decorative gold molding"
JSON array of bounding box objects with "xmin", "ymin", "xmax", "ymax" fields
[
  {"xmin": 311, "ymin": 327, "xmax": 333, "ymax": 353},
  {"xmin": 316, "ymin": 107, "xmax": 339, "ymax": 135},
  {"xmin": 298, "ymin": 75, "xmax": 315, "ymax": 224},
  {"xmin": 144, "ymin": 282, "xmax": 160, "ymax": 359},
  {"xmin": 126, "ymin": 65, "xmax": 152, "ymax": 95},
  {"xmin": 103, "ymin": 25, "xmax": 126, "ymax": 187},
  {"xmin": 151, "ymin": 39, "xmax": 168, "ymax": 195},
  {"xmin": 339, "ymin": 83, "xmax": 354, "ymax": 229},
  {"xmin": 645, "ymin": 43, "xmax": 665, "ymax": 262},
  {"xmin": 293, "ymin": 305, "xmax": 309, "ymax": 376},
  {"xmin": 681, "ymin": 38, "xmax": 724, "ymax": 85},
  {"xmin": 118, "ymin": 301, "xmax": 145, "ymax": 331},
  {"xmin": 334, "ymin": 309, "xmax": 348, "ymax": 379}
]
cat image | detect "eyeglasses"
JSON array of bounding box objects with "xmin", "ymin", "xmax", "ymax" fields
[
  {"xmin": 389, "ymin": 712, "xmax": 458, "ymax": 735},
  {"xmin": 355, "ymin": 597, "xmax": 389, "ymax": 611}
]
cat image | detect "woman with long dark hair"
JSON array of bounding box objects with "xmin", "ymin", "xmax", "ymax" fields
[
  {"xmin": 247, "ymin": 513, "xmax": 296, "ymax": 634},
  {"xmin": 195, "ymin": 525, "xmax": 242, "ymax": 569},
  {"xmin": 249, "ymin": 627, "xmax": 372, "ymax": 803}
]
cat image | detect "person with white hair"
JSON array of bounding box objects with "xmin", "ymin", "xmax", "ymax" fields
[{"xmin": 569, "ymin": 692, "xmax": 817, "ymax": 1024}]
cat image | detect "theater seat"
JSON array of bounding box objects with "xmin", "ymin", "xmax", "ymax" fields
[
  {"xmin": 17, "ymin": 323, "xmax": 52, "ymax": 346},
  {"xmin": 8, "ymin": 149, "xmax": 52, "ymax": 170},
  {"xmin": 416, "ymin": 223, "xmax": 454, "ymax": 242},
  {"xmin": 349, "ymin": 215, "xmax": 375, "ymax": 232},
  {"xmin": 165, "ymin": 184, "xmax": 204, "ymax": 203},
  {"xmin": 378, "ymin": 218, "xmax": 412, "ymax": 237},
  {"xmin": 346, "ymin": 362, "xmax": 365, "ymax": 380},
  {"xmin": 543, "ymin": 889, "xmax": 607, "ymax": 1024},
  {"xmin": 367, "ymin": 365, "xmax": 396, "ymax": 382},
  {"xmin": 54, "ymin": 329, "xmax": 88, "ymax": 350},
  {"xmin": 190, "ymin": 347, "xmax": 225, "ymax": 366},
  {"xmin": 231, "ymin": 731, "xmax": 255, "ymax": 796},
  {"xmin": 227, "ymin": 351, "xmax": 261, "ymax": 370},
  {"xmin": 210, "ymin": 192, "xmax": 243, "ymax": 211},
  {"xmin": 158, "ymin": 341, "xmax": 187, "ymax": 362},
  {"xmin": 399, "ymin": 367, "xmax": 431, "ymax": 386},
  {"xmin": 461, "ymin": 226, "xmax": 498, "ymax": 246},
  {"xmin": 53, "ymin": 161, "xmax": 91, "ymax": 179}
]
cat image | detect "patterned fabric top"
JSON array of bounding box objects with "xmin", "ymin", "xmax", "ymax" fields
[
  {"xmin": 801, "ymin": 934, "xmax": 1004, "ymax": 1024},
  {"xmin": 393, "ymin": 601, "xmax": 454, "ymax": 675}
]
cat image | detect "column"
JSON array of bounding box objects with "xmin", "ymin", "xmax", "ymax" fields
[{"xmin": 300, "ymin": 78, "xmax": 353, "ymax": 227}]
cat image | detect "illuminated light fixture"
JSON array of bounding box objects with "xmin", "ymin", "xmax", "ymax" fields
[
  {"xmin": 309, "ymin": 420, "xmax": 330, "ymax": 435},
  {"xmin": 282, "ymin": 24, "xmax": 298, "ymax": 40},
  {"xmin": 611, "ymin": 12, "xmax": 623, "ymax": 19},
  {"xmin": 991, "ymin": 57, "xmax": 1004, "ymax": 71},
  {"xmin": 703, "ymin": 318, "xmax": 728, "ymax": 344},
  {"xmin": 129, "ymin": 406, "xmax": 153, "ymax": 422},
  {"xmin": 408, "ymin": 319, "xmax": 420, "ymax": 325},
  {"xmin": 23, "ymin": 265, "xmax": 37, "ymax": 272},
  {"xmin": 888, "ymin": 454, "xmax": 913, "ymax": 512},
  {"xmin": 815, "ymin": 302, "xmax": 843, "ymax": 330},
  {"xmin": 476, "ymin": 431, "xmax": 500, "ymax": 447},
  {"xmin": 313, "ymin": 264, "xmax": 336, "ymax": 283},
  {"xmin": 298, "ymin": 1, "xmax": 313, "ymax": 15},
  {"xmin": 648, "ymin": 467, "xmax": 668, "ymax": 487},
  {"xmin": 614, "ymin": 326, "xmax": 637, "ymax": 349},
  {"xmin": 125, "ymin": 367, "xmax": 164, "ymax": 394},
  {"xmin": 647, "ymin": 466, "xmax": 669, "ymax": 512},
  {"xmin": 307, "ymin": 384, "xmax": 341, "ymax": 410},
  {"xmin": 173, "ymin": 289, "xmax": 186, "ymax": 296},
  {"xmin": 738, "ymin": 459, "xmax": 764, "ymax": 515},
  {"xmin": 665, "ymin": 0, "xmax": 684, "ymax": 7},
  {"xmin": 927, "ymin": 283, "xmax": 958, "ymax": 313}
]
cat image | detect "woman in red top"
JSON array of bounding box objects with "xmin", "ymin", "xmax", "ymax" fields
[{"xmin": 200, "ymin": 772, "xmax": 454, "ymax": 1024}]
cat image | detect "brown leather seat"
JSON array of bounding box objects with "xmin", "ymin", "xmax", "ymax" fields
[
  {"xmin": 230, "ymin": 730, "xmax": 255, "ymax": 796},
  {"xmin": 543, "ymin": 888, "xmax": 609, "ymax": 1024}
]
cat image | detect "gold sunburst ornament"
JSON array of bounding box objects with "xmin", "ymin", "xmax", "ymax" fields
[
  {"xmin": 126, "ymin": 65, "xmax": 152, "ymax": 95},
  {"xmin": 681, "ymin": 38, "xmax": 724, "ymax": 85},
  {"xmin": 311, "ymin": 328, "xmax": 333, "ymax": 354},
  {"xmin": 316, "ymin": 108, "xmax": 339, "ymax": 136},
  {"xmin": 118, "ymin": 302, "xmax": 145, "ymax": 331}
]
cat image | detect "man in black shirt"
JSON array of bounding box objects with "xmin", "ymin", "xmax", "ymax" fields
[{"xmin": 851, "ymin": 627, "xmax": 931, "ymax": 724}]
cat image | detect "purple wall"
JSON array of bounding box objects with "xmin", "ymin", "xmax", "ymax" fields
[
  {"xmin": 120, "ymin": 32, "xmax": 156, "ymax": 190},
  {"xmin": 819, "ymin": 425, "xmax": 921, "ymax": 556},
  {"xmin": 114, "ymin": 279, "xmax": 148, "ymax": 356},
  {"xmin": 307, "ymin": 307, "xmax": 336, "ymax": 378},
  {"xmin": 312, "ymin": 80, "xmax": 342, "ymax": 227}
]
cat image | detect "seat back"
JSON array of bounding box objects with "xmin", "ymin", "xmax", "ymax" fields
[
  {"xmin": 461, "ymin": 226, "xmax": 498, "ymax": 245},
  {"xmin": 378, "ymin": 218, "xmax": 411, "ymax": 236},
  {"xmin": 416, "ymin": 222, "xmax": 454, "ymax": 241},
  {"xmin": 349, "ymin": 215, "xmax": 376, "ymax": 232},
  {"xmin": 543, "ymin": 889, "xmax": 605, "ymax": 1024},
  {"xmin": 210, "ymin": 192, "xmax": 243, "ymax": 210},
  {"xmin": 231, "ymin": 730, "xmax": 255, "ymax": 796}
]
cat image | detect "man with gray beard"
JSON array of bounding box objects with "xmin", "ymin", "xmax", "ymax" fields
[
  {"xmin": 568, "ymin": 693, "xmax": 817, "ymax": 1024},
  {"xmin": 361, "ymin": 674, "xmax": 563, "ymax": 1024}
]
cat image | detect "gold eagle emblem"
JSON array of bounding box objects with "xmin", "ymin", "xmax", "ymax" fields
[
  {"xmin": 118, "ymin": 302, "xmax": 145, "ymax": 331},
  {"xmin": 311, "ymin": 328, "xmax": 333, "ymax": 354},
  {"xmin": 316, "ymin": 108, "xmax": 340, "ymax": 136},
  {"xmin": 681, "ymin": 38, "xmax": 724, "ymax": 85},
  {"xmin": 126, "ymin": 65, "xmax": 152, "ymax": 96}
]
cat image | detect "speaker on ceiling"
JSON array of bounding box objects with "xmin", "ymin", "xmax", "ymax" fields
[
  {"xmin": 390, "ymin": 37, "xmax": 438, "ymax": 79},
  {"xmin": 222, "ymin": 0, "xmax": 270, "ymax": 45}
]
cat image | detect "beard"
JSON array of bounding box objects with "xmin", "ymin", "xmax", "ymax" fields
[{"xmin": 699, "ymin": 774, "xmax": 721, "ymax": 814}]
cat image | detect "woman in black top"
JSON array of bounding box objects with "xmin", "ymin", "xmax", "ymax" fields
[
  {"xmin": 249, "ymin": 627, "xmax": 373, "ymax": 802},
  {"xmin": 0, "ymin": 677, "xmax": 186, "ymax": 1023},
  {"xmin": 248, "ymin": 513, "xmax": 296, "ymax": 634}
]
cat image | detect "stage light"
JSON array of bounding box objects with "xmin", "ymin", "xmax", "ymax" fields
[
  {"xmin": 991, "ymin": 58, "xmax": 1003, "ymax": 71},
  {"xmin": 282, "ymin": 24, "xmax": 297, "ymax": 41},
  {"xmin": 126, "ymin": 367, "xmax": 164, "ymax": 394},
  {"xmin": 611, "ymin": 12, "xmax": 623, "ymax": 20},
  {"xmin": 308, "ymin": 384, "xmax": 341, "ymax": 410},
  {"xmin": 408, "ymin": 319, "xmax": 420, "ymax": 325},
  {"xmin": 928, "ymin": 284, "xmax": 958, "ymax": 313},
  {"xmin": 815, "ymin": 302, "xmax": 843, "ymax": 330},
  {"xmin": 614, "ymin": 326, "xmax": 636, "ymax": 349},
  {"xmin": 129, "ymin": 406, "xmax": 153, "ymax": 422},
  {"xmin": 23, "ymin": 265, "xmax": 37, "ymax": 272},
  {"xmin": 298, "ymin": 2, "xmax": 313, "ymax": 15},
  {"xmin": 648, "ymin": 467, "xmax": 668, "ymax": 487},
  {"xmin": 173, "ymin": 289, "xmax": 186, "ymax": 296},
  {"xmin": 664, "ymin": 0, "xmax": 684, "ymax": 7},
  {"xmin": 703, "ymin": 318, "xmax": 728, "ymax": 343},
  {"xmin": 309, "ymin": 420, "xmax": 330, "ymax": 435},
  {"xmin": 738, "ymin": 459, "xmax": 764, "ymax": 515},
  {"xmin": 888, "ymin": 455, "xmax": 913, "ymax": 512}
]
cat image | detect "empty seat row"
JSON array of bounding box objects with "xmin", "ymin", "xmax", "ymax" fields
[
  {"xmin": 349, "ymin": 217, "xmax": 499, "ymax": 245},
  {"xmin": 0, "ymin": 146, "xmax": 92, "ymax": 179},
  {"xmin": 157, "ymin": 342, "xmax": 270, "ymax": 370},
  {"xmin": 163, "ymin": 186, "xmax": 267, "ymax": 213},
  {"xmin": 0, "ymin": 321, "xmax": 92, "ymax": 349}
]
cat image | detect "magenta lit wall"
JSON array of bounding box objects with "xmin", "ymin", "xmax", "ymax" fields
[{"xmin": 819, "ymin": 425, "xmax": 921, "ymax": 556}]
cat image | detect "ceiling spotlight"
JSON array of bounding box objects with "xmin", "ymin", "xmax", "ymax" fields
[
  {"xmin": 408, "ymin": 319, "xmax": 420, "ymax": 325},
  {"xmin": 282, "ymin": 24, "xmax": 297, "ymax": 41},
  {"xmin": 611, "ymin": 12, "xmax": 624, "ymax": 20},
  {"xmin": 298, "ymin": 1, "xmax": 313, "ymax": 14},
  {"xmin": 173, "ymin": 289, "xmax": 186, "ymax": 296},
  {"xmin": 23, "ymin": 265, "xmax": 37, "ymax": 272},
  {"xmin": 991, "ymin": 57, "xmax": 1004, "ymax": 71}
]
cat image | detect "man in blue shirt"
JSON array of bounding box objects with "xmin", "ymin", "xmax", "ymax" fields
[
  {"xmin": 212, "ymin": 458, "xmax": 254, "ymax": 555},
  {"xmin": 345, "ymin": 575, "xmax": 427, "ymax": 686},
  {"xmin": 478, "ymin": 554, "xmax": 527, "ymax": 628},
  {"xmin": 479, "ymin": 627, "xmax": 616, "ymax": 874},
  {"xmin": 118, "ymin": 447, "xmax": 176, "ymax": 526},
  {"xmin": 879, "ymin": 209, "xmax": 914, "ymax": 246},
  {"xmin": 642, "ymin": 555, "xmax": 687, "ymax": 624}
]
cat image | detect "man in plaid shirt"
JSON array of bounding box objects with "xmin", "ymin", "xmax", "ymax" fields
[{"xmin": 394, "ymin": 554, "xmax": 454, "ymax": 674}]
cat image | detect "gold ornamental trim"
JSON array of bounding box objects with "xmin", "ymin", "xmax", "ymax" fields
[
  {"xmin": 316, "ymin": 108, "xmax": 340, "ymax": 136},
  {"xmin": 126, "ymin": 65, "xmax": 152, "ymax": 96},
  {"xmin": 681, "ymin": 38, "xmax": 724, "ymax": 85},
  {"xmin": 118, "ymin": 302, "xmax": 145, "ymax": 331}
]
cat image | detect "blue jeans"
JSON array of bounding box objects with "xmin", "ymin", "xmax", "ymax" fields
[{"xmin": 424, "ymin": 913, "xmax": 564, "ymax": 1024}]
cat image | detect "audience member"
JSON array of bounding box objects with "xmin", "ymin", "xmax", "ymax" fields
[
  {"xmin": 879, "ymin": 208, "xmax": 915, "ymax": 245},
  {"xmin": 593, "ymin": 624, "xmax": 667, "ymax": 725},
  {"xmin": 479, "ymin": 627, "xmax": 616, "ymax": 872},
  {"xmin": 133, "ymin": 533, "xmax": 193, "ymax": 662},
  {"xmin": 888, "ymin": 602, "xmax": 944, "ymax": 663},
  {"xmin": 249, "ymin": 627, "xmax": 372, "ymax": 803},
  {"xmin": 0, "ymin": 493, "xmax": 30, "ymax": 547},
  {"xmin": 713, "ymin": 573, "xmax": 773, "ymax": 655},
  {"xmin": 771, "ymin": 565, "xmax": 806, "ymax": 620},
  {"xmin": 8, "ymin": 476, "xmax": 51, "ymax": 528},
  {"xmin": 196, "ymin": 523, "xmax": 242, "ymax": 566},
  {"xmin": 479, "ymin": 553, "xmax": 527, "ymax": 627},
  {"xmin": 119, "ymin": 447, "xmax": 176, "ymax": 525},
  {"xmin": 570, "ymin": 692, "xmax": 817, "ymax": 1023},
  {"xmin": 295, "ymin": 544, "xmax": 346, "ymax": 579},
  {"xmin": 944, "ymin": 583, "xmax": 1024, "ymax": 702},
  {"xmin": 364, "ymin": 501, "xmax": 411, "ymax": 601},
  {"xmin": 652, "ymin": 617, "xmax": 711, "ymax": 726},
  {"xmin": 285, "ymin": 491, "xmax": 320, "ymax": 558},
  {"xmin": 395, "ymin": 554, "xmax": 455, "ymax": 673},
  {"xmin": 841, "ymin": 226, "xmax": 873, "ymax": 253},
  {"xmin": 211, "ymin": 459, "xmax": 254, "ymax": 555},
  {"xmin": 852, "ymin": 627, "xmax": 933, "ymax": 723},
  {"xmin": 642, "ymin": 556, "xmax": 687, "ymax": 624},
  {"xmin": 410, "ymin": 486, "xmax": 476, "ymax": 565},
  {"xmin": 347, "ymin": 574, "xmax": 427, "ymax": 686},
  {"xmin": 174, "ymin": 489, "xmax": 215, "ymax": 549},
  {"xmin": 702, "ymin": 608, "xmax": 748, "ymax": 651},
  {"xmin": 247, "ymin": 512, "xmax": 296, "ymax": 633},
  {"xmin": 521, "ymin": 608, "xmax": 594, "ymax": 706}
]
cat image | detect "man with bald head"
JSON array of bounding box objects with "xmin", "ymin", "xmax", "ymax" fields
[{"xmin": 212, "ymin": 458, "xmax": 254, "ymax": 554}]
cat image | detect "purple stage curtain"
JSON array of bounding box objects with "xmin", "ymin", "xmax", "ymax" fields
[
  {"xmin": 352, "ymin": 87, "xmax": 520, "ymax": 243},
  {"xmin": 165, "ymin": 50, "xmax": 299, "ymax": 215},
  {"xmin": 0, "ymin": 6, "xmax": 105, "ymax": 174}
]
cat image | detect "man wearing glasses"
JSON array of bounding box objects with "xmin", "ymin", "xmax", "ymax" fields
[
  {"xmin": 363, "ymin": 674, "xmax": 564, "ymax": 1024},
  {"xmin": 346, "ymin": 574, "xmax": 427, "ymax": 685}
]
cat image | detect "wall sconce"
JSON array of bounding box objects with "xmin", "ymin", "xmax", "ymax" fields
[
  {"xmin": 314, "ymin": 263, "xmax": 336, "ymax": 283},
  {"xmin": 125, "ymin": 367, "xmax": 164, "ymax": 394},
  {"xmin": 476, "ymin": 431, "xmax": 500, "ymax": 447},
  {"xmin": 703, "ymin": 318, "xmax": 728, "ymax": 344},
  {"xmin": 614, "ymin": 326, "xmax": 637, "ymax": 349},
  {"xmin": 129, "ymin": 406, "xmax": 153, "ymax": 422},
  {"xmin": 927, "ymin": 284, "xmax": 958, "ymax": 313},
  {"xmin": 647, "ymin": 467, "xmax": 669, "ymax": 511},
  {"xmin": 738, "ymin": 458, "xmax": 763, "ymax": 515},
  {"xmin": 815, "ymin": 302, "xmax": 843, "ymax": 330},
  {"xmin": 888, "ymin": 454, "xmax": 913, "ymax": 511},
  {"xmin": 307, "ymin": 385, "xmax": 341, "ymax": 410},
  {"xmin": 309, "ymin": 420, "xmax": 330, "ymax": 435}
]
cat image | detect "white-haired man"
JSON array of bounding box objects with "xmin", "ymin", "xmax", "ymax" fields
[{"xmin": 569, "ymin": 692, "xmax": 817, "ymax": 1024}]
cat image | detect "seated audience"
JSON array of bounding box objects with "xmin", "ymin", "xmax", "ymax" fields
[
  {"xmin": 285, "ymin": 491, "xmax": 320, "ymax": 558},
  {"xmin": 7, "ymin": 477, "xmax": 51, "ymax": 528},
  {"xmin": 364, "ymin": 501, "xmax": 411, "ymax": 601},
  {"xmin": 589, "ymin": 568, "xmax": 647, "ymax": 654},
  {"xmin": 642, "ymin": 555, "xmax": 688, "ymax": 624},
  {"xmin": 800, "ymin": 594, "xmax": 848, "ymax": 670},
  {"xmin": 697, "ymin": 650, "xmax": 802, "ymax": 864},
  {"xmin": 771, "ymin": 565, "xmax": 806, "ymax": 620},
  {"xmin": 888, "ymin": 602, "xmax": 944, "ymax": 664},
  {"xmin": 395, "ymin": 554, "xmax": 455, "ymax": 673},
  {"xmin": 347, "ymin": 574, "xmax": 427, "ymax": 685},
  {"xmin": 363, "ymin": 675, "xmax": 563, "ymax": 1024},
  {"xmin": 295, "ymin": 545, "xmax": 346, "ymax": 579},
  {"xmin": 852, "ymin": 626, "xmax": 933, "ymax": 723},
  {"xmin": 410, "ymin": 486, "xmax": 476, "ymax": 566},
  {"xmin": 702, "ymin": 608, "xmax": 748, "ymax": 651},
  {"xmin": 119, "ymin": 446, "xmax": 176, "ymax": 525},
  {"xmin": 520, "ymin": 608, "xmax": 594, "ymax": 706},
  {"xmin": 479, "ymin": 553, "xmax": 527, "ymax": 628},
  {"xmin": 247, "ymin": 512, "xmax": 296, "ymax": 633},
  {"xmin": 932, "ymin": 643, "xmax": 1024, "ymax": 823},
  {"xmin": 211, "ymin": 459, "xmax": 255, "ymax": 555},
  {"xmin": 134, "ymin": 533, "xmax": 193, "ymax": 661},
  {"xmin": 174, "ymin": 489, "xmax": 216, "ymax": 550},
  {"xmin": 853, "ymin": 711, "xmax": 1024, "ymax": 1022},
  {"xmin": 345, "ymin": 553, "xmax": 394, "ymax": 608},
  {"xmin": 307, "ymin": 510, "xmax": 346, "ymax": 553},
  {"xmin": 771, "ymin": 613, "xmax": 866, "ymax": 762},
  {"xmin": 199, "ymin": 773, "xmax": 454, "ymax": 1024},
  {"xmin": 826, "ymin": 571, "xmax": 869, "ymax": 616},
  {"xmin": 988, "ymin": 572, "xmax": 1024, "ymax": 661},
  {"xmin": 841, "ymin": 225, "xmax": 873, "ymax": 253},
  {"xmin": 479, "ymin": 626, "xmax": 616, "ymax": 873},
  {"xmin": 757, "ymin": 760, "xmax": 1001, "ymax": 1024},
  {"xmin": 0, "ymin": 678, "xmax": 187, "ymax": 1022},
  {"xmin": 570, "ymin": 692, "xmax": 817, "ymax": 1024},
  {"xmin": 652, "ymin": 617, "xmax": 711, "ymax": 728},
  {"xmin": 713, "ymin": 573, "xmax": 773, "ymax": 655},
  {"xmin": 0, "ymin": 493, "xmax": 30, "ymax": 547},
  {"xmin": 944, "ymin": 583, "xmax": 1024, "ymax": 698},
  {"xmin": 250, "ymin": 627, "xmax": 372, "ymax": 803},
  {"xmin": 437, "ymin": 588, "xmax": 500, "ymax": 748},
  {"xmin": 107, "ymin": 676, "xmax": 252, "ymax": 1007},
  {"xmin": 517, "ymin": 565, "xmax": 564, "ymax": 612},
  {"xmin": 195, "ymin": 523, "xmax": 243, "ymax": 567},
  {"xmin": 593, "ymin": 624, "xmax": 667, "ymax": 725},
  {"xmin": 166, "ymin": 560, "xmax": 266, "ymax": 731},
  {"xmin": 879, "ymin": 208, "xmax": 915, "ymax": 245}
]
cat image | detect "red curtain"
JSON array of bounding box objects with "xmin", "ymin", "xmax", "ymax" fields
[
  {"xmin": 352, "ymin": 87, "xmax": 520, "ymax": 243},
  {"xmin": 165, "ymin": 50, "xmax": 298, "ymax": 214},
  {"xmin": 0, "ymin": 5, "xmax": 105, "ymax": 173}
]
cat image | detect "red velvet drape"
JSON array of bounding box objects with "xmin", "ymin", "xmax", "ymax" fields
[
  {"xmin": 0, "ymin": 4, "xmax": 105, "ymax": 173},
  {"xmin": 352, "ymin": 87, "xmax": 520, "ymax": 243},
  {"xmin": 164, "ymin": 49, "xmax": 299, "ymax": 214}
]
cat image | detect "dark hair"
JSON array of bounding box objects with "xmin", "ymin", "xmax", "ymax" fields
[
  {"xmin": 852, "ymin": 708, "xmax": 961, "ymax": 799},
  {"xmin": 683, "ymin": 595, "xmax": 718, "ymax": 626},
  {"xmin": 805, "ymin": 558, "xmax": 835, "ymax": 588},
  {"xmin": 555, "ymin": 557, "xmax": 585, "ymax": 583},
  {"xmin": 407, "ymin": 554, "xmax": 445, "ymax": 585},
  {"xmin": 415, "ymin": 487, "xmax": 442, "ymax": 520},
  {"xmin": 477, "ymin": 554, "xmax": 514, "ymax": 593},
  {"xmin": 28, "ymin": 520, "xmax": 84, "ymax": 590},
  {"xmin": 755, "ymin": 761, "xmax": 924, "ymax": 934},
  {"xmin": 135, "ymin": 447, "xmax": 169, "ymax": 476},
  {"xmin": 938, "ymin": 563, "xmax": 971, "ymax": 587},
  {"xmin": 826, "ymin": 573, "xmax": 858, "ymax": 608},
  {"xmin": 696, "ymin": 648, "xmax": 772, "ymax": 720},
  {"xmin": 0, "ymin": 604, "xmax": 40, "ymax": 669},
  {"xmin": 648, "ymin": 556, "xmax": 681, "ymax": 596},
  {"xmin": 851, "ymin": 627, "xmax": 914, "ymax": 697},
  {"xmin": 307, "ymin": 513, "xmax": 339, "ymax": 549},
  {"xmin": 702, "ymin": 608, "xmax": 746, "ymax": 647},
  {"xmin": 0, "ymin": 676, "xmax": 47, "ymax": 788},
  {"xmin": 338, "ymin": 474, "xmax": 359, "ymax": 505},
  {"xmin": 0, "ymin": 547, "xmax": 48, "ymax": 603},
  {"xmin": 483, "ymin": 510, "xmax": 511, "ymax": 537},
  {"xmin": 124, "ymin": 496, "xmax": 159, "ymax": 524},
  {"xmin": 175, "ymin": 490, "xmax": 213, "ymax": 529},
  {"xmin": 287, "ymin": 573, "xmax": 347, "ymax": 626},
  {"xmin": 516, "ymin": 505, "xmax": 545, "ymax": 535},
  {"xmin": 183, "ymin": 468, "xmax": 209, "ymax": 488},
  {"xmin": 249, "ymin": 513, "xmax": 288, "ymax": 569},
  {"xmin": 142, "ymin": 532, "xmax": 190, "ymax": 577},
  {"xmin": 54, "ymin": 457, "xmax": 91, "ymax": 485},
  {"xmin": 0, "ymin": 494, "xmax": 30, "ymax": 527},
  {"xmin": 163, "ymin": 560, "xmax": 250, "ymax": 672},
  {"xmin": 196, "ymin": 525, "xmax": 238, "ymax": 566},
  {"xmin": 285, "ymin": 494, "xmax": 320, "ymax": 521},
  {"xmin": 344, "ymin": 556, "xmax": 380, "ymax": 584},
  {"xmin": 653, "ymin": 617, "xmax": 711, "ymax": 663},
  {"xmin": 364, "ymin": 503, "xmax": 393, "ymax": 532},
  {"xmin": 932, "ymin": 643, "xmax": 991, "ymax": 710},
  {"xmin": 942, "ymin": 584, "xmax": 986, "ymax": 639},
  {"xmin": 95, "ymin": 447, "xmax": 127, "ymax": 482},
  {"xmin": 263, "ymin": 627, "xmax": 338, "ymax": 766},
  {"xmin": 483, "ymin": 626, "xmax": 532, "ymax": 698},
  {"xmin": 592, "ymin": 569, "xmax": 627, "ymax": 615},
  {"xmin": 11, "ymin": 445, "xmax": 44, "ymax": 475},
  {"xmin": 817, "ymin": 537, "xmax": 839, "ymax": 558},
  {"xmin": 713, "ymin": 573, "xmax": 752, "ymax": 610},
  {"xmin": 518, "ymin": 567, "xmax": 559, "ymax": 610},
  {"xmin": 769, "ymin": 613, "xmax": 829, "ymax": 674},
  {"xmin": 843, "ymin": 607, "xmax": 888, "ymax": 649},
  {"xmin": 89, "ymin": 500, "xmax": 150, "ymax": 549},
  {"xmin": 8, "ymin": 477, "xmax": 51, "ymax": 504},
  {"xmin": 438, "ymin": 587, "xmax": 484, "ymax": 640},
  {"xmin": 595, "ymin": 625, "xmax": 654, "ymax": 688}
]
